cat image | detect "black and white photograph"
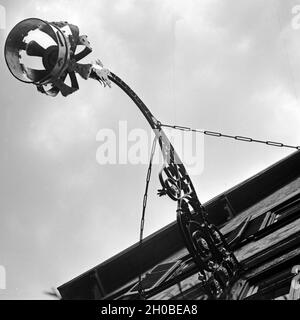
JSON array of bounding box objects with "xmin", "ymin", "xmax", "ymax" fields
[{"xmin": 0, "ymin": 0, "xmax": 300, "ymax": 313}]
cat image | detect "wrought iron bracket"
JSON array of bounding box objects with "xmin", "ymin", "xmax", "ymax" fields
[
  {"xmin": 89, "ymin": 63, "xmax": 240, "ymax": 299},
  {"xmin": 4, "ymin": 19, "xmax": 240, "ymax": 299}
]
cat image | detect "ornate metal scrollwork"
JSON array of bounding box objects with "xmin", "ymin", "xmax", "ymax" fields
[
  {"xmin": 100, "ymin": 68, "xmax": 240, "ymax": 299},
  {"xmin": 159, "ymin": 153, "xmax": 239, "ymax": 298}
]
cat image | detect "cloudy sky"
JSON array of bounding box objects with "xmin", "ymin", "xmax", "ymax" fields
[{"xmin": 0, "ymin": 0, "xmax": 300, "ymax": 299}]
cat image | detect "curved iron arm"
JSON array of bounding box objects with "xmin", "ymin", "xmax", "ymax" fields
[
  {"xmin": 93, "ymin": 69, "xmax": 240, "ymax": 299},
  {"xmin": 108, "ymin": 72, "xmax": 200, "ymax": 202}
]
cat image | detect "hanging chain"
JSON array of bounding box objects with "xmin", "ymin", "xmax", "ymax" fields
[
  {"xmin": 160, "ymin": 123, "xmax": 300, "ymax": 150},
  {"xmin": 138, "ymin": 135, "xmax": 158, "ymax": 298},
  {"xmin": 139, "ymin": 135, "xmax": 158, "ymax": 244}
]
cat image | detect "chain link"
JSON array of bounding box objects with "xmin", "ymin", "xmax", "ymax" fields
[
  {"xmin": 140, "ymin": 135, "xmax": 157, "ymax": 242},
  {"xmin": 138, "ymin": 135, "xmax": 157, "ymax": 298},
  {"xmin": 160, "ymin": 123, "xmax": 300, "ymax": 151}
]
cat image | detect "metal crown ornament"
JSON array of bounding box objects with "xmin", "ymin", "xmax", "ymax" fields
[{"xmin": 5, "ymin": 18, "xmax": 110, "ymax": 97}]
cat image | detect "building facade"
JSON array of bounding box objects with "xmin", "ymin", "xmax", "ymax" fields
[{"xmin": 58, "ymin": 151, "xmax": 300, "ymax": 300}]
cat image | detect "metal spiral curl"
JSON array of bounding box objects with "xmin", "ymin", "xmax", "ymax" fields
[{"xmin": 158, "ymin": 163, "xmax": 193, "ymax": 201}]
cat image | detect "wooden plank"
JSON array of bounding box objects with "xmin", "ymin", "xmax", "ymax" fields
[{"xmin": 235, "ymin": 218, "xmax": 300, "ymax": 262}]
